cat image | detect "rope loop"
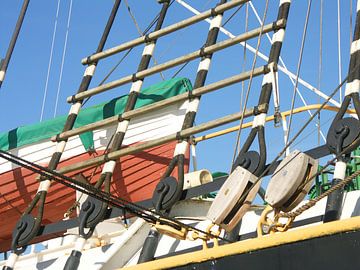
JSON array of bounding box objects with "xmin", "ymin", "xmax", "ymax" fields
[
  {"xmin": 144, "ymin": 33, "xmax": 152, "ymax": 43},
  {"xmin": 210, "ymin": 7, "xmax": 219, "ymax": 18},
  {"xmin": 69, "ymin": 95, "xmax": 77, "ymax": 104},
  {"xmin": 176, "ymin": 131, "xmax": 182, "ymax": 142},
  {"xmin": 187, "ymin": 88, "xmax": 195, "ymax": 100},
  {"xmin": 131, "ymin": 73, "xmax": 139, "ymax": 82},
  {"xmin": 117, "ymin": 114, "xmax": 124, "ymax": 122},
  {"xmin": 199, "ymin": 45, "xmax": 209, "ymax": 58}
]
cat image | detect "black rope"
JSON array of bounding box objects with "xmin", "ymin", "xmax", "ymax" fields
[{"xmin": 0, "ymin": 150, "xmax": 231, "ymax": 243}]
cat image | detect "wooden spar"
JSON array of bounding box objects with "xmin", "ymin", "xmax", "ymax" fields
[
  {"xmin": 194, "ymin": 104, "xmax": 357, "ymax": 143},
  {"xmin": 81, "ymin": 0, "xmax": 250, "ymax": 65},
  {"xmin": 67, "ymin": 20, "xmax": 285, "ymax": 103},
  {"xmin": 0, "ymin": 0, "xmax": 30, "ymax": 88},
  {"xmin": 53, "ymin": 65, "xmax": 267, "ymax": 142},
  {"xmin": 57, "ymin": 105, "xmax": 263, "ymax": 175}
]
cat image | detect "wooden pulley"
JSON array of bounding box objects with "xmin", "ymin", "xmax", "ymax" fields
[
  {"xmin": 265, "ymin": 150, "xmax": 318, "ymax": 212},
  {"xmin": 206, "ymin": 166, "xmax": 259, "ymax": 232}
]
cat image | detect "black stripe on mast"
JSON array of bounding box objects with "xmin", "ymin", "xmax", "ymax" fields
[{"xmin": 0, "ymin": 0, "xmax": 30, "ymax": 89}]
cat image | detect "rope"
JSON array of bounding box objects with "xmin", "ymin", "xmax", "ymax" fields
[
  {"xmin": 337, "ymin": 0, "xmax": 343, "ymax": 101},
  {"xmin": 0, "ymin": 149, "xmax": 230, "ymax": 243},
  {"xmin": 82, "ymin": 2, "xmax": 169, "ymax": 107},
  {"xmin": 317, "ymin": 0, "xmax": 323, "ymax": 146},
  {"xmin": 170, "ymin": 0, "xmax": 240, "ymax": 79},
  {"xmin": 222, "ymin": 3, "xmax": 244, "ymax": 27},
  {"xmin": 236, "ymin": 2, "xmax": 248, "ymax": 156},
  {"xmin": 285, "ymin": 0, "xmax": 312, "ymax": 149},
  {"xmin": 230, "ymin": 0, "xmax": 270, "ymax": 168},
  {"xmin": 249, "ymin": 2, "xmax": 327, "ymax": 144},
  {"xmin": 350, "ymin": 0, "xmax": 353, "ymax": 49},
  {"xmin": 280, "ymin": 169, "xmax": 360, "ymax": 219},
  {"xmin": 124, "ymin": 0, "xmax": 166, "ymax": 81},
  {"xmin": 235, "ymin": 64, "xmax": 353, "ymax": 209},
  {"xmin": 40, "ymin": 0, "xmax": 62, "ymax": 121},
  {"xmin": 54, "ymin": 0, "xmax": 73, "ymax": 118}
]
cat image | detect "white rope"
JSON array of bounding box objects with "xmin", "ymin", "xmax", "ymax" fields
[
  {"xmin": 337, "ymin": 0, "xmax": 343, "ymax": 102},
  {"xmin": 40, "ymin": 0, "xmax": 61, "ymax": 121},
  {"xmin": 54, "ymin": 0, "xmax": 73, "ymax": 117}
]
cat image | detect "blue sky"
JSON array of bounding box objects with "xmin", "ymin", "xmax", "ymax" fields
[
  {"xmin": 0, "ymin": 0, "xmax": 356, "ymax": 176},
  {"xmin": 0, "ymin": 0, "xmax": 359, "ymax": 260}
]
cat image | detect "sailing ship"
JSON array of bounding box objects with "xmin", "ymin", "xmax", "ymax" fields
[{"xmin": 1, "ymin": 0, "xmax": 360, "ymax": 269}]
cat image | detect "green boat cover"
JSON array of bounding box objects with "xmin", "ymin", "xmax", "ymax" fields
[{"xmin": 0, "ymin": 78, "xmax": 192, "ymax": 151}]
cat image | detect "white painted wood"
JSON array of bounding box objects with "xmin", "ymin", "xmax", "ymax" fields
[{"xmin": 0, "ymin": 101, "xmax": 188, "ymax": 174}]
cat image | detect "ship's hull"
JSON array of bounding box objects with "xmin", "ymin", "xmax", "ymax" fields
[{"xmin": 150, "ymin": 217, "xmax": 360, "ymax": 270}]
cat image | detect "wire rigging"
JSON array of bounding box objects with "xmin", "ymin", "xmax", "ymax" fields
[
  {"xmin": 249, "ymin": 2, "xmax": 327, "ymax": 144},
  {"xmin": 350, "ymin": 0, "xmax": 353, "ymax": 48},
  {"xmin": 231, "ymin": 0, "xmax": 270, "ymax": 167},
  {"xmin": 318, "ymin": 0, "xmax": 323, "ymax": 146},
  {"xmin": 124, "ymin": 0, "xmax": 166, "ymax": 81},
  {"xmin": 237, "ymin": 2, "xmax": 249, "ymax": 155},
  {"xmin": 237, "ymin": 63, "xmax": 356, "ymax": 211},
  {"xmin": 82, "ymin": 2, "xmax": 170, "ymax": 107},
  {"xmin": 54, "ymin": 0, "xmax": 73, "ymax": 118},
  {"xmin": 285, "ymin": 0, "xmax": 312, "ymax": 150},
  {"xmin": 40, "ymin": 0, "xmax": 62, "ymax": 121},
  {"xmin": 337, "ymin": 0, "xmax": 343, "ymax": 102}
]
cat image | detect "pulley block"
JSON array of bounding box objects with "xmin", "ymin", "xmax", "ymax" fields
[
  {"xmin": 206, "ymin": 166, "xmax": 259, "ymax": 231},
  {"xmin": 327, "ymin": 117, "xmax": 360, "ymax": 154},
  {"xmin": 232, "ymin": 150, "xmax": 260, "ymax": 174},
  {"xmin": 12, "ymin": 214, "xmax": 36, "ymax": 250},
  {"xmin": 79, "ymin": 196, "xmax": 108, "ymax": 231},
  {"xmin": 265, "ymin": 150, "xmax": 318, "ymax": 212},
  {"xmin": 152, "ymin": 176, "xmax": 178, "ymax": 210}
]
